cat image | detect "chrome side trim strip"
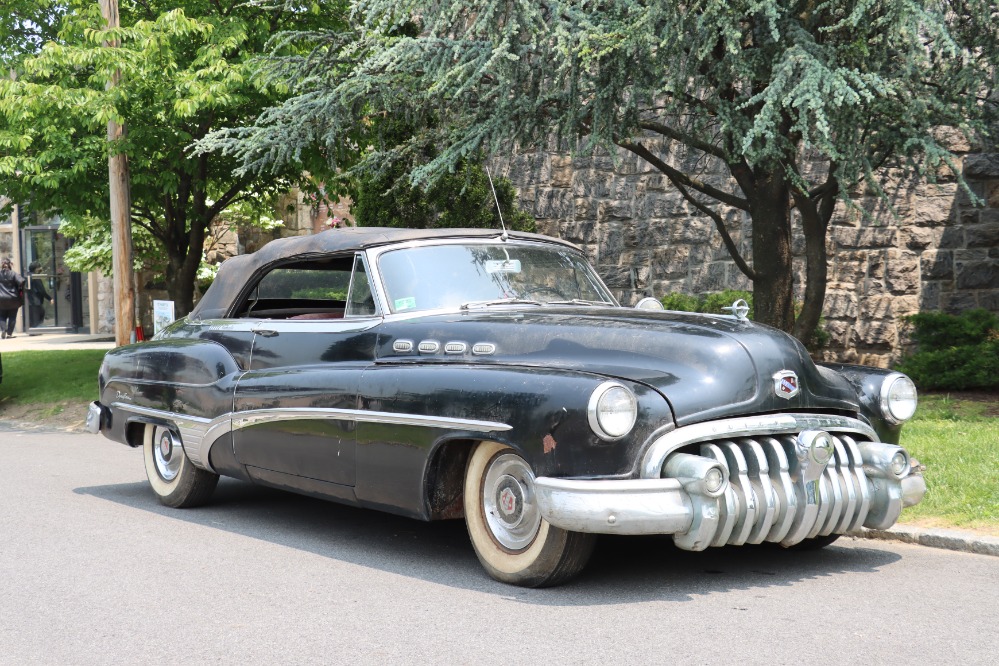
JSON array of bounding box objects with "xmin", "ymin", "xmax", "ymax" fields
[
  {"xmin": 231, "ymin": 407, "xmax": 511, "ymax": 433},
  {"xmin": 111, "ymin": 403, "xmax": 512, "ymax": 471},
  {"xmin": 640, "ymin": 413, "xmax": 878, "ymax": 479},
  {"xmin": 111, "ymin": 402, "xmax": 230, "ymax": 472}
]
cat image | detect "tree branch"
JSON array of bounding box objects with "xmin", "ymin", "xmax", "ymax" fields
[
  {"xmin": 616, "ymin": 140, "xmax": 749, "ymax": 211},
  {"xmin": 637, "ymin": 120, "xmax": 730, "ymax": 161}
]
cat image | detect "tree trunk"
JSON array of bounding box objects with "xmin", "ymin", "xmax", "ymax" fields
[
  {"xmin": 792, "ymin": 195, "xmax": 832, "ymax": 347},
  {"xmin": 748, "ymin": 170, "xmax": 795, "ymax": 333}
]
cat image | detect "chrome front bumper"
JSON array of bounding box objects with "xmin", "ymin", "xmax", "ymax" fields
[
  {"xmin": 86, "ymin": 401, "xmax": 105, "ymax": 434},
  {"xmin": 535, "ymin": 415, "xmax": 927, "ymax": 550}
]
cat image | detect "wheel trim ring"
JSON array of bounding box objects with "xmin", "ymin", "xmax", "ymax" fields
[
  {"xmin": 481, "ymin": 453, "xmax": 542, "ymax": 552},
  {"xmin": 152, "ymin": 426, "xmax": 182, "ymax": 482}
]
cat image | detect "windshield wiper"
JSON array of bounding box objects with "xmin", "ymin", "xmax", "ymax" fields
[
  {"xmin": 547, "ymin": 299, "xmax": 615, "ymax": 307},
  {"xmin": 460, "ymin": 298, "xmax": 544, "ymax": 310}
]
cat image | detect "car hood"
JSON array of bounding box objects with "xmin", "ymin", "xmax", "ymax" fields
[{"xmin": 378, "ymin": 308, "xmax": 859, "ymax": 425}]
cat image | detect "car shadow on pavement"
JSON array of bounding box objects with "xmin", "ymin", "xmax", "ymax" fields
[{"xmin": 75, "ymin": 477, "xmax": 902, "ymax": 604}]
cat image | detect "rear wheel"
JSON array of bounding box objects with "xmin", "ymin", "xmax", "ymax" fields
[
  {"xmin": 142, "ymin": 423, "xmax": 218, "ymax": 508},
  {"xmin": 463, "ymin": 441, "xmax": 595, "ymax": 587}
]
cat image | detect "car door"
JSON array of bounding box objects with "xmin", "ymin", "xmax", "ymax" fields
[{"xmin": 232, "ymin": 253, "xmax": 380, "ymax": 490}]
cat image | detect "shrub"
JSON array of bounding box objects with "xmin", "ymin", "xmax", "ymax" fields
[{"xmin": 896, "ymin": 309, "xmax": 999, "ymax": 390}]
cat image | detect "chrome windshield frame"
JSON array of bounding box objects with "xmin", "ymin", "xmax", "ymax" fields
[{"xmin": 364, "ymin": 237, "xmax": 621, "ymax": 318}]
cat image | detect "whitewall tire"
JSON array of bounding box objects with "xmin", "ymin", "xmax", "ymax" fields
[
  {"xmin": 142, "ymin": 423, "xmax": 219, "ymax": 508},
  {"xmin": 463, "ymin": 441, "xmax": 595, "ymax": 587}
]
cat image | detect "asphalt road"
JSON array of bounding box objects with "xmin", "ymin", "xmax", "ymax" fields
[{"xmin": 2, "ymin": 429, "xmax": 997, "ymax": 665}]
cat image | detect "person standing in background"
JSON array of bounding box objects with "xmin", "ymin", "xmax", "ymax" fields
[
  {"xmin": 26, "ymin": 261, "xmax": 53, "ymax": 328},
  {"xmin": 0, "ymin": 257, "xmax": 26, "ymax": 339}
]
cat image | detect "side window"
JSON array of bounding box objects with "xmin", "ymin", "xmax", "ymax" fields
[
  {"xmin": 234, "ymin": 257, "xmax": 354, "ymax": 319},
  {"xmin": 345, "ymin": 254, "xmax": 376, "ymax": 317}
]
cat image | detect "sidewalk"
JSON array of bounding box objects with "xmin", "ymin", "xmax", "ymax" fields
[{"xmin": 1, "ymin": 331, "xmax": 116, "ymax": 352}]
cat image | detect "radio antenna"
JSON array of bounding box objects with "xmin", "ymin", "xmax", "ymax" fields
[{"xmin": 485, "ymin": 166, "xmax": 509, "ymax": 241}]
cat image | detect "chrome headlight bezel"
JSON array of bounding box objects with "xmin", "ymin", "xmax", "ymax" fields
[
  {"xmin": 880, "ymin": 373, "xmax": 918, "ymax": 425},
  {"xmin": 587, "ymin": 381, "xmax": 638, "ymax": 441}
]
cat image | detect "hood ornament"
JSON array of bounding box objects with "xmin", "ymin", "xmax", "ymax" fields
[
  {"xmin": 773, "ymin": 370, "xmax": 800, "ymax": 399},
  {"xmin": 722, "ymin": 299, "xmax": 750, "ymax": 321}
]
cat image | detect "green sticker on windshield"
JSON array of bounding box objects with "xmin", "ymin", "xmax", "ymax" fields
[{"xmin": 395, "ymin": 297, "xmax": 417, "ymax": 311}]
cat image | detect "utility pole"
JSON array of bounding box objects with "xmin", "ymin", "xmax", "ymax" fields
[{"xmin": 99, "ymin": 0, "xmax": 135, "ymax": 346}]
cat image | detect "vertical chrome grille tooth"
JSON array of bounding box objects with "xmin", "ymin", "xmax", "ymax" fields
[
  {"xmin": 816, "ymin": 465, "xmax": 844, "ymax": 537},
  {"xmin": 842, "ymin": 435, "xmax": 872, "ymax": 532},
  {"xmin": 832, "ymin": 438, "xmax": 859, "ymax": 533},
  {"xmin": 700, "ymin": 443, "xmax": 737, "ymax": 547},
  {"xmin": 760, "ymin": 436, "xmax": 796, "ymax": 543},
  {"xmin": 740, "ymin": 438, "xmax": 776, "ymax": 544},
  {"xmin": 719, "ymin": 440, "xmax": 756, "ymax": 546}
]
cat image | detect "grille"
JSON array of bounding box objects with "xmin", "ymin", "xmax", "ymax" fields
[{"xmin": 676, "ymin": 433, "xmax": 872, "ymax": 546}]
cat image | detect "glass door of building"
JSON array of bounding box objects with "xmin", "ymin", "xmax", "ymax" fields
[{"xmin": 22, "ymin": 226, "xmax": 87, "ymax": 332}]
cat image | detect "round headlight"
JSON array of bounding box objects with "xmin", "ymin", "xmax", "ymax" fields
[
  {"xmin": 880, "ymin": 374, "xmax": 918, "ymax": 424},
  {"xmin": 587, "ymin": 382, "xmax": 638, "ymax": 441}
]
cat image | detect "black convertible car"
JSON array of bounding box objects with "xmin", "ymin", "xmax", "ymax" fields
[{"xmin": 88, "ymin": 228, "xmax": 925, "ymax": 586}]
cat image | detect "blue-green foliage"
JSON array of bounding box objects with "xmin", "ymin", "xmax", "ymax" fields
[{"xmin": 896, "ymin": 309, "xmax": 999, "ymax": 391}]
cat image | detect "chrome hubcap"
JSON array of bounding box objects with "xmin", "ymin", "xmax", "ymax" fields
[
  {"xmin": 482, "ymin": 453, "xmax": 541, "ymax": 551},
  {"xmin": 153, "ymin": 426, "xmax": 182, "ymax": 482}
]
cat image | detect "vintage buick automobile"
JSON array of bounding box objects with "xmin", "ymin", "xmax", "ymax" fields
[{"xmin": 88, "ymin": 227, "xmax": 926, "ymax": 586}]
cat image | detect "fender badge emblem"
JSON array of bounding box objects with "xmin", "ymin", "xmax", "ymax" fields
[{"xmin": 773, "ymin": 370, "xmax": 799, "ymax": 399}]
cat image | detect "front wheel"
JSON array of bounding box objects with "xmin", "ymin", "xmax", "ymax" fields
[
  {"xmin": 463, "ymin": 441, "xmax": 595, "ymax": 587},
  {"xmin": 142, "ymin": 424, "xmax": 219, "ymax": 508}
]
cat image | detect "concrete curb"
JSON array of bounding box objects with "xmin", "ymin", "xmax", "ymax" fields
[{"xmin": 854, "ymin": 525, "xmax": 999, "ymax": 557}]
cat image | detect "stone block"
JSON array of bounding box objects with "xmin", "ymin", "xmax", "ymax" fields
[
  {"xmin": 910, "ymin": 194, "xmax": 956, "ymax": 226},
  {"xmin": 956, "ymin": 261, "xmax": 999, "ymax": 290},
  {"xmin": 672, "ymin": 217, "xmax": 714, "ymax": 244},
  {"xmin": 534, "ymin": 188, "xmax": 574, "ymax": 219},
  {"xmin": 988, "ymin": 182, "xmax": 999, "ymax": 208},
  {"xmin": 941, "ymin": 291, "xmax": 980, "ymax": 313},
  {"xmin": 559, "ymin": 220, "xmax": 599, "ymax": 245},
  {"xmin": 573, "ymin": 197, "xmax": 596, "ymax": 220},
  {"xmin": 963, "ymin": 153, "xmax": 999, "ymax": 178},
  {"xmin": 573, "ymin": 174, "xmax": 613, "ymax": 199},
  {"xmin": 955, "ymin": 181, "xmax": 986, "ymax": 207},
  {"xmin": 597, "ymin": 264, "xmax": 636, "ymax": 289},
  {"xmin": 597, "ymin": 199, "xmax": 635, "ymax": 221},
  {"xmin": 900, "ymin": 227, "xmax": 938, "ymax": 251},
  {"xmin": 965, "ymin": 222, "xmax": 999, "ymax": 249},
  {"xmin": 892, "ymin": 295, "xmax": 922, "ymax": 317},
  {"xmin": 885, "ymin": 251, "xmax": 920, "ymax": 295},
  {"xmin": 635, "ymin": 192, "xmax": 687, "ymax": 218},
  {"xmin": 652, "ymin": 246, "xmax": 690, "ymax": 280},
  {"xmin": 918, "ymin": 281, "xmax": 944, "ymax": 310},
  {"xmin": 931, "ymin": 126, "xmax": 974, "ymax": 153},
  {"xmin": 920, "ymin": 251, "xmax": 954, "ymax": 280},
  {"xmin": 831, "ymin": 227, "xmax": 899, "ymax": 249},
  {"xmin": 824, "ymin": 290, "xmax": 859, "ymax": 320},
  {"xmin": 550, "ymin": 156, "xmax": 573, "ymax": 189},
  {"xmin": 978, "ymin": 291, "xmax": 999, "ymax": 311},
  {"xmin": 832, "ymin": 251, "xmax": 868, "ymax": 285},
  {"xmin": 689, "ymin": 261, "xmax": 728, "ymax": 292}
]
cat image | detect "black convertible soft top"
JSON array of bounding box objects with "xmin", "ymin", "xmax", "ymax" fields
[{"xmin": 190, "ymin": 227, "xmax": 577, "ymax": 320}]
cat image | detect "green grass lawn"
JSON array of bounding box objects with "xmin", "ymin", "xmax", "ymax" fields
[
  {"xmin": 899, "ymin": 393, "xmax": 999, "ymax": 533},
  {"xmin": 0, "ymin": 350, "xmax": 106, "ymax": 406}
]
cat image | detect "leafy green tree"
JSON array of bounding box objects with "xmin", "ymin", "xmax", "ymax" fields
[
  {"xmin": 354, "ymin": 159, "xmax": 534, "ymax": 232},
  {"xmin": 205, "ymin": 0, "xmax": 998, "ymax": 341},
  {"xmin": 0, "ymin": 0, "xmax": 345, "ymax": 315}
]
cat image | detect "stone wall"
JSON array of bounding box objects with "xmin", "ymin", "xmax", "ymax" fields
[{"xmin": 498, "ymin": 144, "xmax": 999, "ymax": 367}]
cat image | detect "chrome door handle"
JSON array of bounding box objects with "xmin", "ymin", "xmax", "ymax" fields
[{"xmin": 252, "ymin": 328, "xmax": 278, "ymax": 337}]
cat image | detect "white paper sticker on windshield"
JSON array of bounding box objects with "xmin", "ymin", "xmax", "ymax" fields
[
  {"xmin": 395, "ymin": 296, "xmax": 417, "ymax": 311},
  {"xmin": 485, "ymin": 259, "xmax": 522, "ymax": 274}
]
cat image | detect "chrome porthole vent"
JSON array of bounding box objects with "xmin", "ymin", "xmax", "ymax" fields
[
  {"xmin": 393, "ymin": 339, "xmax": 414, "ymax": 353},
  {"xmin": 444, "ymin": 341, "xmax": 468, "ymax": 354},
  {"xmin": 418, "ymin": 340, "xmax": 441, "ymax": 354},
  {"xmin": 472, "ymin": 343, "xmax": 496, "ymax": 355}
]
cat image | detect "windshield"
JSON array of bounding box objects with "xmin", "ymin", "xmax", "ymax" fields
[{"xmin": 377, "ymin": 243, "xmax": 617, "ymax": 314}]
